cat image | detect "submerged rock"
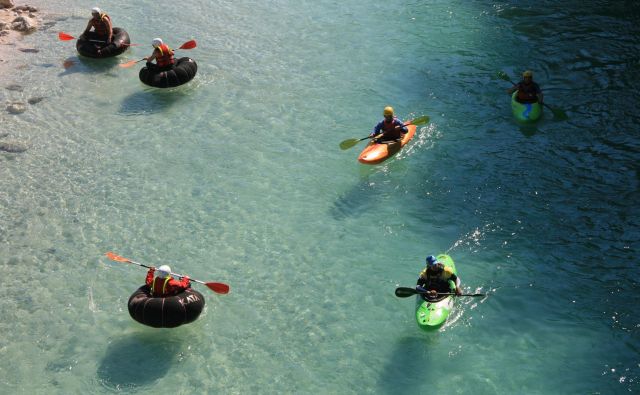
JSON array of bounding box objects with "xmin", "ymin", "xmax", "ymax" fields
[
  {"xmin": 18, "ymin": 47, "xmax": 38, "ymax": 53},
  {"xmin": 0, "ymin": 140, "xmax": 28, "ymax": 153},
  {"xmin": 5, "ymin": 84, "xmax": 23, "ymax": 91},
  {"xmin": 27, "ymin": 96, "xmax": 44, "ymax": 104},
  {"xmin": 0, "ymin": 0, "xmax": 14, "ymax": 9},
  {"xmin": 6, "ymin": 101, "xmax": 26, "ymax": 114}
]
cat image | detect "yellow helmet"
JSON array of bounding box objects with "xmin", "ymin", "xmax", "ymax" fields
[
  {"xmin": 383, "ymin": 106, "xmax": 394, "ymax": 116},
  {"xmin": 523, "ymin": 70, "xmax": 533, "ymax": 78}
]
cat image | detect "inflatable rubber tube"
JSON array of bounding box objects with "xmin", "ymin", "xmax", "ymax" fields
[
  {"xmin": 127, "ymin": 286, "xmax": 205, "ymax": 328},
  {"xmin": 138, "ymin": 57, "xmax": 198, "ymax": 88},
  {"xmin": 76, "ymin": 27, "xmax": 130, "ymax": 58}
]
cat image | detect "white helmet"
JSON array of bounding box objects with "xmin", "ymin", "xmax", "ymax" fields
[
  {"xmin": 91, "ymin": 7, "xmax": 101, "ymax": 15},
  {"xmin": 152, "ymin": 38, "xmax": 163, "ymax": 48},
  {"xmin": 156, "ymin": 265, "xmax": 171, "ymax": 278}
]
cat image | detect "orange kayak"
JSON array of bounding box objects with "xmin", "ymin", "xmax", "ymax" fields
[{"xmin": 357, "ymin": 124, "xmax": 416, "ymax": 165}]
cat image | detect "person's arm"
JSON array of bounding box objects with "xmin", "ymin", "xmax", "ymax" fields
[
  {"xmin": 167, "ymin": 276, "xmax": 191, "ymax": 293},
  {"xmin": 82, "ymin": 20, "xmax": 92, "ymax": 36},
  {"xmin": 396, "ymin": 119, "xmax": 408, "ymax": 134},
  {"xmin": 145, "ymin": 49, "xmax": 158, "ymax": 63},
  {"xmin": 370, "ymin": 121, "xmax": 383, "ymax": 137},
  {"xmin": 447, "ymin": 273, "xmax": 462, "ymax": 295},
  {"xmin": 145, "ymin": 268, "xmax": 155, "ymax": 286},
  {"xmin": 506, "ymin": 84, "xmax": 517, "ymax": 94},
  {"xmin": 105, "ymin": 16, "xmax": 113, "ymax": 43}
]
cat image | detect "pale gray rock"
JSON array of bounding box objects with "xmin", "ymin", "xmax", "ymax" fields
[
  {"xmin": 6, "ymin": 102, "xmax": 26, "ymax": 114},
  {"xmin": 11, "ymin": 16, "xmax": 36, "ymax": 33}
]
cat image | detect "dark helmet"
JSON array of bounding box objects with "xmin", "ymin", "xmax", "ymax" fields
[{"xmin": 426, "ymin": 255, "xmax": 437, "ymax": 266}]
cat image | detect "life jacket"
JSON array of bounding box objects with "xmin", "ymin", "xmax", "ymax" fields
[
  {"xmin": 420, "ymin": 264, "xmax": 456, "ymax": 292},
  {"xmin": 516, "ymin": 81, "xmax": 540, "ymax": 103},
  {"xmin": 380, "ymin": 117, "xmax": 403, "ymax": 140},
  {"xmin": 151, "ymin": 276, "xmax": 172, "ymax": 297},
  {"xmin": 90, "ymin": 13, "xmax": 111, "ymax": 37},
  {"xmin": 155, "ymin": 44, "xmax": 175, "ymax": 68}
]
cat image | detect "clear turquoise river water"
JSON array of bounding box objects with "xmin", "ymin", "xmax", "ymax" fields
[{"xmin": 1, "ymin": 1, "xmax": 639, "ymax": 393}]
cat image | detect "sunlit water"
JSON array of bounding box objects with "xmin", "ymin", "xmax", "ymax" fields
[{"xmin": 1, "ymin": 0, "xmax": 638, "ymax": 393}]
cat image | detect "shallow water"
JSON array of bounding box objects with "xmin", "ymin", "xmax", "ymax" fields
[{"xmin": 1, "ymin": 0, "xmax": 639, "ymax": 393}]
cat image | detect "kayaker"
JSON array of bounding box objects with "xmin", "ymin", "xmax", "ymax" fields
[
  {"xmin": 369, "ymin": 106, "xmax": 408, "ymax": 143},
  {"xmin": 82, "ymin": 7, "xmax": 113, "ymax": 48},
  {"xmin": 144, "ymin": 38, "xmax": 176, "ymax": 72},
  {"xmin": 145, "ymin": 265, "xmax": 191, "ymax": 297},
  {"xmin": 507, "ymin": 70, "xmax": 544, "ymax": 104},
  {"xmin": 416, "ymin": 255, "xmax": 462, "ymax": 298}
]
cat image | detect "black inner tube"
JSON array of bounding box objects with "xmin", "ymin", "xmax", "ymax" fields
[
  {"xmin": 127, "ymin": 286, "xmax": 205, "ymax": 328},
  {"xmin": 139, "ymin": 57, "xmax": 198, "ymax": 88},
  {"xmin": 76, "ymin": 27, "xmax": 130, "ymax": 58}
]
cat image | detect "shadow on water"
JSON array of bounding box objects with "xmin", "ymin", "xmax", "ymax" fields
[
  {"xmin": 96, "ymin": 330, "xmax": 183, "ymax": 391},
  {"xmin": 118, "ymin": 89, "xmax": 186, "ymax": 115},
  {"xmin": 330, "ymin": 168, "xmax": 380, "ymax": 219},
  {"xmin": 58, "ymin": 55, "xmax": 122, "ymax": 77},
  {"xmin": 376, "ymin": 335, "xmax": 438, "ymax": 394},
  {"xmin": 518, "ymin": 123, "xmax": 539, "ymax": 137}
]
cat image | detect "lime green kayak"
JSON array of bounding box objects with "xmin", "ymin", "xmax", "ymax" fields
[
  {"xmin": 511, "ymin": 91, "xmax": 542, "ymax": 122},
  {"xmin": 415, "ymin": 254, "xmax": 458, "ymax": 330}
]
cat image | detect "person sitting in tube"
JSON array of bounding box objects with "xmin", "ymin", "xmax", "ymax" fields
[
  {"xmin": 506, "ymin": 70, "xmax": 544, "ymax": 104},
  {"xmin": 369, "ymin": 106, "xmax": 408, "ymax": 143},
  {"xmin": 82, "ymin": 7, "xmax": 113, "ymax": 49},
  {"xmin": 144, "ymin": 38, "xmax": 176, "ymax": 72},
  {"xmin": 416, "ymin": 255, "xmax": 462, "ymax": 300},
  {"xmin": 146, "ymin": 265, "xmax": 191, "ymax": 297}
]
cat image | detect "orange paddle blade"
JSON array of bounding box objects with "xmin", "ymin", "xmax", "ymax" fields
[
  {"xmin": 206, "ymin": 282, "xmax": 230, "ymax": 294},
  {"xmin": 58, "ymin": 32, "xmax": 75, "ymax": 41},
  {"xmin": 119, "ymin": 60, "xmax": 139, "ymax": 68},
  {"xmin": 105, "ymin": 252, "xmax": 130, "ymax": 263},
  {"xmin": 179, "ymin": 40, "xmax": 197, "ymax": 50}
]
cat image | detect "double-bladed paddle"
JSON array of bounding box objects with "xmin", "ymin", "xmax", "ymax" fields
[
  {"xmin": 118, "ymin": 40, "xmax": 198, "ymax": 68},
  {"xmin": 394, "ymin": 286, "xmax": 485, "ymax": 298},
  {"xmin": 104, "ymin": 251, "xmax": 229, "ymax": 294},
  {"xmin": 497, "ymin": 71, "xmax": 568, "ymax": 120},
  {"xmin": 339, "ymin": 115, "xmax": 430, "ymax": 150}
]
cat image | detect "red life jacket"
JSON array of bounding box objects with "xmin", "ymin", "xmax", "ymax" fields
[
  {"xmin": 156, "ymin": 44, "xmax": 175, "ymax": 68},
  {"xmin": 90, "ymin": 13, "xmax": 110, "ymax": 37},
  {"xmin": 516, "ymin": 81, "xmax": 540, "ymax": 103},
  {"xmin": 381, "ymin": 118, "xmax": 402, "ymax": 140},
  {"xmin": 151, "ymin": 276, "xmax": 172, "ymax": 297}
]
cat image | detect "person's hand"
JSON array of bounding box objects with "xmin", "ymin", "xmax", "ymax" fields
[
  {"xmin": 456, "ymin": 288, "xmax": 462, "ymax": 296},
  {"xmin": 428, "ymin": 290, "xmax": 437, "ymax": 298}
]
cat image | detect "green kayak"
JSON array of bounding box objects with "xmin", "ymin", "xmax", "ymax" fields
[
  {"xmin": 511, "ymin": 91, "xmax": 542, "ymax": 122},
  {"xmin": 415, "ymin": 254, "xmax": 459, "ymax": 330}
]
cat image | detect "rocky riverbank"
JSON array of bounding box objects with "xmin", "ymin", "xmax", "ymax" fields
[
  {"xmin": 1, "ymin": 1, "xmax": 48, "ymax": 153},
  {"xmin": 0, "ymin": 1, "xmax": 41, "ymax": 48}
]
